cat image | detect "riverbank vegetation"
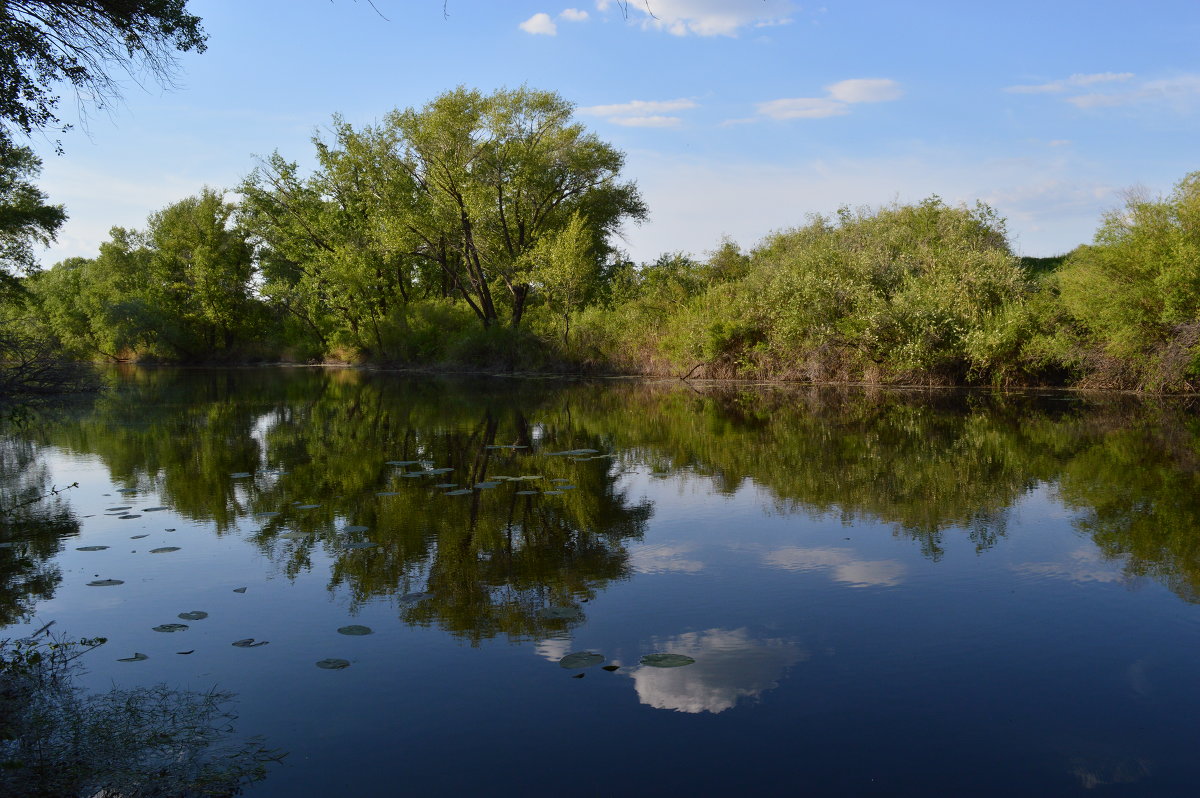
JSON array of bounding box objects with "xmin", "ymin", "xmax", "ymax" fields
[{"xmin": 2, "ymin": 86, "xmax": 1199, "ymax": 391}]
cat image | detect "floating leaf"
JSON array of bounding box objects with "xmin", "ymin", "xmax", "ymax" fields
[
  {"xmin": 153, "ymin": 623, "xmax": 188, "ymax": 633},
  {"xmin": 398, "ymin": 591, "xmax": 431, "ymax": 605},
  {"xmin": 559, "ymin": 652, "xmax": 605, "ymax": 669},
  {"xmin": 344, "ymin": 525, "xmax": 369, "ymax": 533},
  {"xmin": 556, "ymin": 485, "xmax": 576, "ymax": 491},
  {"xmin": 164, "ymin": 528, "xmax": 176, "ymax": 532},
  {"xmin": 433, "ymin": 483, "xmax": 458, "ymax": 489},
  {"xmin": 232, "ymin": 587, "xmax": 247, "ymax": 593},
  {"xmin": 474, "ymin": 482, "xmax": 501, "ymax": 489},
  {"xmin": 232, "ymin": 638, "xmax": 268, "ymax": 648},
  {"xmin": 444, "ymin": 489, "xmax": 472, "ymax": 496},
  {"xmin": 117, "ymin": 514, "xmax": 142, "ymax": 519},
  {"xmin": 640, "ymin": 653, "xmax": 696, "ymax": 668},
  {"xmin": 254, "ymin": 511, "xmax": 280, "ymax": 518},
  {"xmin": 550, "ymin": 479, "xmax": 571, "ymax": 484},
  {"xmin": 539, "ymin": 606, "xmax": 582, "ymax": 621},
  {"xmin": 337, "ymin": 625, "xmax": 373, "ymax": 636},
  {"xmin": 176, "ymin": 650, "xmax": 194, "ymax": 655},
  {"xmin": 572, "ymin": 673, "xmax": 585, "ymax": 679},
  {"xmin": 316, "ymin": 658, "xmax": 351, "ymax": 670},
  {"xmin": 278, "ymin": 531, "xmax": 313, "ymax": 540},
  {"xmin": 76, "ymin": 545, "xmax": 109, "ymax": 551},
  {"xmin": 375, "ymin": 491, "xmax": 399, "ymax": 496},
  {"xmin": 178, "ymin": 611, "xmax": 208, "ymax": 621},
  {"xmin": 543, "ymin": 491, "xmax": 563, "ymax": 496},
  {"xmin": 117, "ymin": 488, "xmax": 138, "ymax": 494},
  {"xmin": 602, "ymin": 665, "xmax": 620, "ymax": 672},
  {"xmin": 401, "ymin": 473, "xmax": 426, "ymax": 479},
  {"xmin": 143, "ymin": 506, "xmax": 169, "ymax": 512},
  {"xmin": 130, "ymin": 534, "xmax": 148, "ymax": 539},
  {"xmin": 515, "ymin": 490, "xmax": 539, "ymax": 496},
  {"xmin": 105, "ymin": 506, "xmax": 132, "ymax": 511},
  {"xmin": 117, "ymin": 652, "xmax": 148, "ymax": 662},
  {"xmin": 230, "ymin": 472, "xmax": 252, "ymax": 478},
  {"xmin": 426, "ymin": 468, "xmax": 453, "ymax": 475},
  {"xmin": 87, "ymin": 579, "xmax": 123, "ymax": 586},
  {"xmin": 295, "ymin": 504, "xmax": 321, "ymax": 510},
  {"xmin": 385, "ymin": 460, "xmax": 419, "ymax": 466},
  {"xmin": 149, "ymin": 546, "xmax": 180, "ymax": 554},
  {"xmin": 344, "ymin": 541, "xmax": 378, "ymax": 550}
]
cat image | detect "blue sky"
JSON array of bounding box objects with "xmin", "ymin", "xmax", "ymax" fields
[{"xmin": 30, "ymin": 0, "xmax": 1200, "ymax": 265}]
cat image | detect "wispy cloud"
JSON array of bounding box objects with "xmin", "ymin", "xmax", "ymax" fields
[
  {"xmin": 578, "ymin": 97, "xmax": 697, "ymax": 128},
  {"xmin": 1005, "ymin": 72, "xmax": 1134, "ymax": 94},
  {"xmin": 519, "ymin": 12, "xmax": 557, "ymax": 35},
  {"xmin": 560, "ymin": 7, "xmax": 589, "ymax": 21},
  {"xmin": 751, "ymin": 78, "xmax": 902, "ymax": 122},
  {"xmin": 601, "ymin": 0, "xmax": 794, "ymax": 37},
  {"xmin": 763, "ymin": 546, "xmax": 906, "ymax": 587}
]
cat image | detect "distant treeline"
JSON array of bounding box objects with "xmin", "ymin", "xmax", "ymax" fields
[{"xmin": 4, "ymin": 87, "xmax": 1199, "ymax": 391}]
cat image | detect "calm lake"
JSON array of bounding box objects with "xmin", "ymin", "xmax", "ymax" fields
[{"xmin": 4, "ymin": 368, "xmax": 1200, "ymax": 796}]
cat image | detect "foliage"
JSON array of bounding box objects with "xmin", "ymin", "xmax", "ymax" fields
[
  {"xmin": 0, "ymin": 145, "xmax": 64, "ymax": 293},
  {"xmin": 0, "ymin": 0, "xmax": 206, "ymax": 151},
  {"xmin": 0, "ymin": 629, "xmax": 281, "ymax": 797},
  {"xmin": 1057, "ymin": 174, "xmax": 1200, "ymax": 390}
]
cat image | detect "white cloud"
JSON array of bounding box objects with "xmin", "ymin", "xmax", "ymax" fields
[
  {"xmin": 1065, "ymin": 74, "xmax": 1200, "ymax": 110},
  {"xmin": 629, "ymin": 628, "xmax": 805, "ymax": 713},
  {"xmin": 578, "ymin": 98, "xmax": 698, "ymax": 116},
  {"xmin": 630, "ymin": 543, "xmax": 705, "ymax": 573},
  {"xmin": 827, "ymin": 78, "xmax": 904, "ymax": 104},
  {"xmin": 612, "ymin": 115, "xmax": 684, "ymax": 127},
  {"xmin": 752, "ymin": 78, "xmax": 902, "ymax": 122},
  {"xmin": 612, "ymin": 0, "xmax": 795, "ymax": 37},
  {"xmin": 519, "ymin": 12, "xmax": 557, "ymax": 35},
  {"xmin": 763, "ymin": 546, "xmax": 906, "ymax": 587},
  {"xmin": 756, "ymin": 97, "xmax": 848, "ymax": 119},
  {"xmin": 1005, "ymin": 72, "xmax": 1134, "ymax": 94},
  {"xmin": 560, "ymin": 8, "xmax": 589, "ymax": 21}
]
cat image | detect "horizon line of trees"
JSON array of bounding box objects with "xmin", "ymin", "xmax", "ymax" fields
[{"xmin": 1, "ymin": 87, "xmax": 1199, "ymax": 392}]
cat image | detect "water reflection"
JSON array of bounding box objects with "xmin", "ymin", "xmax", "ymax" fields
[
  {"xmin": 629, "ymin": 628, "xmax": 805, "ymax": 714},
  {"xmin": 762, "ymin": 546, "xmax": 906, "ymax": 587}
]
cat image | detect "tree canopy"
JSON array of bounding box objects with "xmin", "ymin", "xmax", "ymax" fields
[{"xmin": 0, "ymin": 0, "xmax": 206, "ymax": 151}]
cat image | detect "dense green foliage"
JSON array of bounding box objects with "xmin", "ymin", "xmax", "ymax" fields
[{"xmin": 2, "ymin": 81, "xmax": 1197, "ymax": 390}]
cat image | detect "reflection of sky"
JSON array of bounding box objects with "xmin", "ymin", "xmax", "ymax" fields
[
  {"xmin": 629, "ymin": 543, "xmax": 705, "ymax": 574},
  {"xmin": 630, "ymin": 628, "xmax": 804, "ymax": 714},
  {"xmin": 534, "ymin": 637, "xmax": 573, "ymax": 663},
  {"xmin": 1013, "ymin": 546, "xmax": 1125, "ymax": 584},
  {"xmin": 762, "ymin": 546, "xmax": 907, "ymax": 587}
]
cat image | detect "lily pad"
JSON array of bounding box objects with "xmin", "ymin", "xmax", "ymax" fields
[
  {"xmin": 76, "ymin": 545, "xmax": 109, "ymax": 551},
  {"xmin": 343, "ymin": 525, "xmax": 369, "ymax": 533},
  {"xmin": 232, "ymin": 587, "xmax": 247, "ymax": 593},
  {"xmin": 130, "ymin": 534, "xmax": 148, "ymax": 539},
  {"xmin": 337, "ymin": 624, "xmax": 373, "ymax": 636},
  {"xmin": 230, "ymin": 472, "xmax": 253, "ymax": 478},
  {"xmin": 538, "ymin": 606, "xmax": 582, "ymax": 621},
  {"xmin": 515, "ymin": 491, "xmax": 539, "ymax": 496},
  {"xmin": 117, "ymin": 488, "xmax": 138, "ymax": 494},
  {"xmin": 543, "ymin": 491, "xmax": 564, "ymax": 496},
  {"xmin": 117, "ymin": 652, "xmax": 148, "ymax": 662},
  {"xmin": 316, "ymin": 658, "xmax": 351, "ymax": 670},
  {"xmin": 433, "ymin": 483, "xmax": 458, "ymax": 489},
  {"xmin": 401, "ymin": 473, "xmax": 426, "ymax": 478},
  {"xmin": 176, "ymin": 650, "xmax": 194, "ymax": 655},
  {"xmin": 149, "ymin": 546, "xmax": 180, "ymax": 554},
  {"xmin": 474, "ymin": 482, "xmax": 501, "ymax": 489},
  {"xmin": 117, "ymin": 514, "xmax": 142, "ymax": 519},
  {"xmin": 385, "ymin": 460, "xmax": 419, "ymax": 466},
  {"xmin": 444, "ymin": 489, "xmax": 472, "ymax": 496},
  {"xmin": 426, "ymin": 468, "xmax": 454, "ymax": 474},
  {"xmin": 602, "ymin": 665, "xmax": 620, "ymax": 672},
  {"xmin": 518, "ymin": 475, "xmax": 544, "ymax": 480},
  {"xmin": 87, "ymin": 579, "xmax": 123, "ymax": 586},
  {"xmin": 153, "ymin": 623, "xmax": 188, "ymax": 633},
  {"xmin": 143, "ymin": 506, "xmax": 169, "ymax": 512},
  {"xmin": 398, "ymin": 591, "xmax": 431, "ymax": 605},
  {"xmin": 295, "ymin": 504, "xmax": 321, "ymax": 510},
  {"xmin": 105, "ymin": 506, "xmax": 132, "ymax": 511},
  {"xmin": 559, "ymin": 652, "xmax": 605, "ymax": 669},
  {"xmin": 556, "ymin": 485, "xmax": 576, "ymax": 491},
  {"xmin": 232, "ymin": 638, "xmax": 268, "ymax": 648},
  {"xmin": 178, "ymin": 611, "xmax": 208, "ymax": 621},
  {"xmin": 344, "ymin": 541, "xmax": 378, "ymax": 550},
  {"xmin": 278, "ymin": 531, "xmax": 313, "ymax": 540},
  {"xmin": 550, "ymin": 479, "xmax": 571, "ymax": 484},
  {"xmin": 254, "ymin": 511, "xmax": 280, "ymax": 518},
  {"xmin": 375, "ymin": 491, "xmax": 399, "ymax": 496},
  {"xmin": 639, "ymin": 653, "xmax": 696, "ymax": 668}
]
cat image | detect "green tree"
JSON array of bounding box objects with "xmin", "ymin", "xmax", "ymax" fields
[
  {"xmin": 0, "ymin": 0, "xmax": 206, "ymax": 151},
  {"xmin": 1057, "ymin": 173, "xmax": 1200, "ymax": 390},
  {"xmin": 525, "ymin": 211, "xmax": 599, "ymax": 345},
  {"xmin": 0, "ymin": 146, "xmax": 64, "ymax": 295}
]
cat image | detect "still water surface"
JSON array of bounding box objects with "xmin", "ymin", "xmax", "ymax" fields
[{"xmin": 4, "ymin": 368, "xmax": 1200, "ymax": 796}]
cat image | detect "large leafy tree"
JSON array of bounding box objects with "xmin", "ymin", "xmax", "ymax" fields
[
  {"xmin": 0, "ymin": 0, "xmax": 206, "ymax": 151},
  {"xmin": 242, "ymin": 86, "xmax": 647, "ymax": 347},
  {"xmin": 0, "ymin": 145, "xmax": 64, "ymax": 294}
]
